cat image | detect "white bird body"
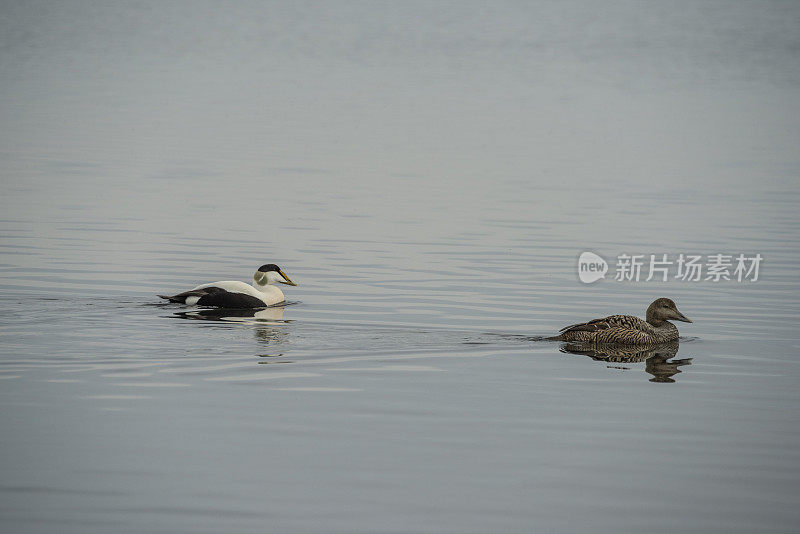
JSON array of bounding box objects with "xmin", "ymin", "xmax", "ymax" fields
[
  {"xmin": 158, "ymin": 264, "xmax": 297, "ymax": 308},
  {"xmin": 186, "ymin": 281, "xmax": 285, "ymax": 306}
]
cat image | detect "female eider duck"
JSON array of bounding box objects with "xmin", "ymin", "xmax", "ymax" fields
[
  {"xmin": 550, "ymin": 298, "xmax": 692, "ymax": 344},
  {"xmin": 158, "ymin": 264, "xmax": 297, "ymax": 308}
]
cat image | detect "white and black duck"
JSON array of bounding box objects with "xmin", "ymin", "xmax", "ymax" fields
[{"xmin": 159, "ymin": 264, "xmax": 297, "ymax": 308}]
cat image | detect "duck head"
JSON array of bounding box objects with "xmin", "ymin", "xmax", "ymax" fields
[
  {"xmin": 253, "ymin": 264, "xmax": 298, "ymax": 287},
  {"xmin": 646, "ymin": 298, "xmax": 691, "ymax": 326}
]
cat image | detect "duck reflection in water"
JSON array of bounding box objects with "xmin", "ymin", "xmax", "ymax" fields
[
  {"xmin": 560, "ymin": 340, "xmax": 691, "ymax": 383},
  {"xmin": 175, "ymin": 307, "xmax": 286, "ymax": 322},
  {"xmin": 174, "ymin": 306, "xmax": 290, "ymax": 345}
]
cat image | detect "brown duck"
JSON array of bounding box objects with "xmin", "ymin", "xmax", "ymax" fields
[{"xmin": 550, "ymin": 298, "xmax": 692, "ymax": 344}]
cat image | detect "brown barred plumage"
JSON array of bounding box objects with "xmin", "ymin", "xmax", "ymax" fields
[{"xmin": 550, "ymin": 298, "xmax": 692, "ymax": 345}]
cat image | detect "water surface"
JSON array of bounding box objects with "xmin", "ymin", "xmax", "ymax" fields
[{"xmin": 1, "ymin": 2, "xmax": 799, "ymax": 532}]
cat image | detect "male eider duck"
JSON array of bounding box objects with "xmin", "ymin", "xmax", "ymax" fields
[
  {"xmin": 550, "ymin": 298, "xmax": 692, "ymax": 344},
  {"xmin": 158, "ymin": 264, "xmax": 297, "ymax": 308}
]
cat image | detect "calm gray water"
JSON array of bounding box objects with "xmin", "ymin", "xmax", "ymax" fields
[{"xmin": 2, "ymin": 1, "xmax": 800, "ymax": 532}]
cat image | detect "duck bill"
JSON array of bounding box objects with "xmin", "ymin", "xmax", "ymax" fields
[
  {"xmin": 674, "ymin": 311, "xmax": 692, "ymax": 323},
  {"xmin": 277, "ymin": 270, "xmax": 298, "ymax": 286}
]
